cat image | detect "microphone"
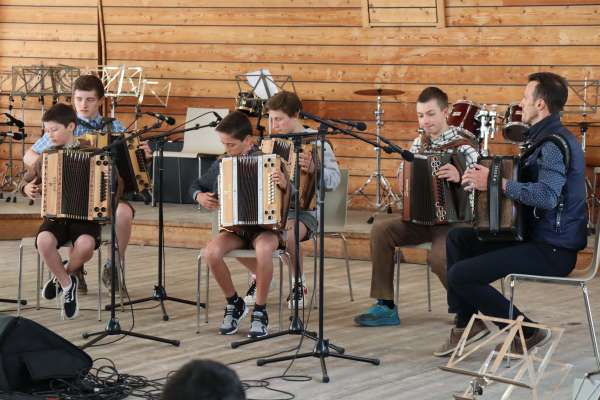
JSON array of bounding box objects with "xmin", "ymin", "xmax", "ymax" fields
[
  {"xmin": 145, "ymin": 112, "xmax": 176, "ymax": 126},
  {"xmin": 331, "ymin": 119, "xmax": 367, "ymax": 131},
  {"xmin": 0, "ymin": 131, "xmax": 25, "ymax": 141},
  {"xmin": 212, "ymin": 112, "xmax": 223, "ymax": 123},
  {"xmin": 3, "ymin": 113, "xmax": 24, "ymax": 128}
]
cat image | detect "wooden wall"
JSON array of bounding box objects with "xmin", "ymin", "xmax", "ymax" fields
[{"xmin": 1, "ymin": 0, "xmax": 600, "ymax": 209}]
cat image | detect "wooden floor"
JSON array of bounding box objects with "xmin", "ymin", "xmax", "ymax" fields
[{"xmin": 1, "ymin": 240, "xmax": 599, "ymax": 399}]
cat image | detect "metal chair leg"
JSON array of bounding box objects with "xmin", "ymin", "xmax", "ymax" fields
[
  {"xmin": 394, "ymin": 248, "xmax": 400, "ymax": 306},
  {"xmin": 196, "ymin": 254, "xmax": 202, "ymax": 333},
  {"xmin": 205, "ymin": 257, "xmax": 210, "ymax": 324},
  {"xmin": 17, "ymin": 241, "xmax": 24, "ymax": 316},
  {"xmin": 339, "ymin": 233, "xmax": 353, "ymax": 301},
  {"xmin": 97, "ymin": 246, "xmax": 102, "ymax": 321},
  {"xmin": 36, "ymin": 255, "xmax": 41, "ymax": 310},
  {"xmin": 278, "ymin": 254, "xmax": 284, "ymax": 331},
  {"xmin": 426, "ymin": 263, "xmax": 432, "ymax": 312},
  {"xmin": 508, "ymin": 277, "xmax": 516, "ymax": 321},
  {"xmin": 582, "ymin": 283, "xmax": 600, "ymax": 369}
]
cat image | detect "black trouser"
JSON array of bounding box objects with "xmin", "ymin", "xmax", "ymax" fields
[{"xmin": 446, "ymin": 227, "xmax": 577, "ymax": 325}]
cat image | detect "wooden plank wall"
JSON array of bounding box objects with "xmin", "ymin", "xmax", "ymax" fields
[{"xmin": 1, "ymin": 0, "xmax": 600, "ymax": 209}]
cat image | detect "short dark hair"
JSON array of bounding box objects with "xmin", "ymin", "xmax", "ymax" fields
[
  {"xmin": 216, "ymin": 111, "xmax": 253, "ymax": 141},
  {"xmin": 265, "ymin": 91, "xmax": 302, "ymax": 117},
  {"xmin": 73, "ymin": 74, "xmax": 105, "ymax": 99},
  {"xmin": 528, "ymin": 72, "xmax": 568, "ymax": 114},
  {"xmin": 42, "ymin": 103, "xmax": 77, "ymax": 127},
  {"xmin": 161, "ymin": 360, "xmax": 245, "ymax": 400},
  {"xmin": 417, "ymin": 87, "xmax": 449, "ymax": 110}
]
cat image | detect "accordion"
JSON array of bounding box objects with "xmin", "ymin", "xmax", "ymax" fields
[
  {"xmin": 41, "ymin": 149, "xmax": 112, "ymax": 222},
  {"xmin": 260, "ymin": 138, "xmax": 318, "ymax": 210},
  {"xmin": 82, "ymin": 130, "xmax": 151, "ymax": 194},
  {"xmin": 402, "ymin": 152, "xmax": 471, "ymax": 225},
  {"xmin": 218, "ymin": 154, "xmax": 290, "ymax": 231},
  {"xmin": 475, "ymin": 156, "xmax": 523, "ymax": 241}
]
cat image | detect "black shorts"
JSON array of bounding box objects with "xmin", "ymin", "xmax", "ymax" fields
[
  {"xmin": 36, "ymin": 218, "xmax": 101, "ymax": 250},
  {"xmin": 233, "ymin": 227, "xmax": 286, "ymax": 250}
]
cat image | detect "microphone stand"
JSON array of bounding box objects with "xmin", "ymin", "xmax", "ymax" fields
[
  {"xmin": 82, "ymin": 121, "xmax": 180, "ymax": 348},
  {"xmin": 250, "ymin": 113, "xmax": 380, "ymax": 383},
  {"xmin": 106, "ymin": 121, "xmax": 216, "ymax": 319}
]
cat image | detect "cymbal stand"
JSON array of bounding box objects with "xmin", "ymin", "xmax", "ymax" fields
[
  {"xmin": 475, "ymin": 104, "xmax": 497, "ymax": 157},
  {"xmin": 349, "ymin": 94, "xmax": 401, "ymax": 223}
]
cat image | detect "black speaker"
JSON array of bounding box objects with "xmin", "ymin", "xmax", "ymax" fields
[
  {"xmin": 0, "ymin": 316, "xmax": 92, "ymax": 392},
  {"xmin": 152, "ymin": 153, "xmax": 217, "ymax": 204}
]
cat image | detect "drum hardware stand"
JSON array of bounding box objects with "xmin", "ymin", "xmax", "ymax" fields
[
  {"xmin": 245, "ymin": 111, "xmax": 379, "ymax": 383},
  {"xmin": 475, "ymin": 105, "xmax": 497, "ymax": 157},
  {"xmin": 230, "ymin": 128, "xmax": 343, "ymax": 356},
  {"xmin": 0, "ymin": 118, "xmax": 25, "ymax": 203},
  {"xmin": 105, "ymin": 118, "xmax": 217, "ymax": 320},
  {"xmin": 82, "ymin": 122, "xmax": 180, "ymax": 348},
  {"xmin": 348, "ymin": 89, "xmax": 404, "ymax": 223}
]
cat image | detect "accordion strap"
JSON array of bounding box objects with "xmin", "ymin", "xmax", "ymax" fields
[{"xmin": 488, "ymin": 157, "xmax": 503, "ymax": 234}]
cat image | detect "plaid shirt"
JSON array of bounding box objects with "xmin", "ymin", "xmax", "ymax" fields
[
  {"xmin": 409, "ymin": 126, "xmax": 479, "ymax": 169},
  {"xmin": 32, "ymin": 114, "xmax": 126, "ymax": 154}
]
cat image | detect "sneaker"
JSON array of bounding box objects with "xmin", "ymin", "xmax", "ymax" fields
[
  {"xmin": 75, "ymin": 265, "xmax": 87, "ymax": 295},
  {"xmin": 62, "ymin": 275, "xmax": 79, "ymax": 319},
  {"xmin": 101, "ymin": 259, "xmax": 120, "ymax": 292},
  {"xmin": 495, "ymin": 327, "xmax": 552, "ymax": 355},
  {"xmin": 219, "ymin": 301, "xmax": 248, "ymax": 335},
  {"xmin": 248, "ymin": 309, "xmax": 269, "ymax": 338},
  {"xmin": 243, "ymin": 280, "xmax": 257, "ymax": 306},
  {"xmin": 433, "ymin": 319, "xmax": 490, "ymax": 357},
  {"xmin": 354, "ymin": 301, "xmax": 401, "ymax": 327},
  {"xmin": 287, "ymin": 280, "xmax": 308, "ymax": 309},
  {"xmin": 41, "ymin": 277, "xmax": 62, "ymax": 300}
]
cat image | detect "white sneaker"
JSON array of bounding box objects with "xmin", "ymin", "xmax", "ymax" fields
[{"xmin": 243, "ymin": 278, "xmax": 276, "ymax": 306}]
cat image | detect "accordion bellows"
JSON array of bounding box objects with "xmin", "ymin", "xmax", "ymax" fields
[
  {"xmin": 218, "ymin": 154, "xmax": 289, "ymax": 231},
  {"xmin": 41, "ymin": 149, "xmax": 112, "ymax": 221}
]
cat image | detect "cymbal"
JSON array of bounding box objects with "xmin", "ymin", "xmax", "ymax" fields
[{"xmin": 354, "ymin": 88, "xmax": 404, "ymax": 96}]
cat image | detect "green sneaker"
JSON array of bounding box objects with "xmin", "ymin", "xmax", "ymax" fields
[{"xmin": 354, "ymin": 301, "xmax": 401, "ymax": 327}]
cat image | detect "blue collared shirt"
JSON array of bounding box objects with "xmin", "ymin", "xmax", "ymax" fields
[
  {"xmin": 504, "ymin": 114, "xmax": 567, "ymax": 210},
  {"xmin": 32, "ymin": 114, "xmax": 126, "ymax": 153}
]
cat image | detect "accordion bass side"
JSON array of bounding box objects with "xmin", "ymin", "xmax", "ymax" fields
[
  {"xmin": 260, "ymin": 138, "xmax": 318, "ymax": 210},
  {"xmin": 41, "ymin": 149, "xmax": 112, "ymax": 222},
  {"xmin": 402, "ymin": 153, "xmax": 470, "ymax": 225},
  {"xmin": 218, "ymin": 154, "xmax": 289, "ymax": 231},
  {"xmin": 81, "ymin": 131, "xmax": 150, "ymax": 194},
  {"xmin": 475, "ymin": 156, "xmax": 523, "ymax": 241}
]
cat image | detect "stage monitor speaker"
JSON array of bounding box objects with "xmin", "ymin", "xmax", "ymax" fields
[{"xmin": 0, "ymin": 316, "xmax": 92, "ymax": 392}]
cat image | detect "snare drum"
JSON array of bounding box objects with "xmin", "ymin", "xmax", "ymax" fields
[
  {"xmin": 448, "ymin": 100, "xmax": 481, "ymax": 141},
  {"xmin": 502, "ymin": 103, "xmax": 529, "ymax": 144}
]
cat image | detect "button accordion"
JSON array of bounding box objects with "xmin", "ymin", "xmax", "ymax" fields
[
  {"xmin": 474, "ymin": 156, "xmax": 523, "ymax": 241},
  {"xmin": 41, "ymin": 149, "xmax": 112, "ymax": 222},
  {"xmin": 402, "ymin": 152, "xmax": 471, "ymax": 225},
  {"xmin": 218, "ymin": 154, "xmax": 289, "ymax": 231},
  {"xmin": 260, "ymin": 137, "xmax": 318, "ymax": 210}
]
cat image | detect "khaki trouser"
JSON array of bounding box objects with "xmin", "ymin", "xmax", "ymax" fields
[{"xmin": 369, "ymin": 216, "xmax": 455, "ymax": 300}]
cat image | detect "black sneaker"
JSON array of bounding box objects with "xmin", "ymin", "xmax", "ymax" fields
[
  {"xmin": 248, "ymin": 309, "xmax": 269, "ymax": 338},
  {"xmin": 41, "ymin": 277, "xmax": 62, "ymax": 300},
  {"xmin": 62, "ymin": 275, "xmax": 79, "ymax": 320},
  {"xmin": 219, "ymin": 301, "xmax": 247, "ymax": 335}
]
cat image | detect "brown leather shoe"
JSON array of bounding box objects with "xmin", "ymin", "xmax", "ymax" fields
[
  {"xmin": 434, "ymin": 319, "xmax": 490, "ymax": 357},
  {"xmin": 496, "ymin": 328, "xmax": 551, "ymax": 355}
]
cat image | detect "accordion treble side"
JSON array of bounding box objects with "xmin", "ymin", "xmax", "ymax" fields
[
  {"xmin": 218, "ymin": 154, "xmax": 289, "ymax": 231},
  {"xmin": 475, "ymin": 156, "xmax": 523, "ymax": 241},
  {"xmin": 41, "ymin": 149, "xmax": 112, "ymax": 222}
]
